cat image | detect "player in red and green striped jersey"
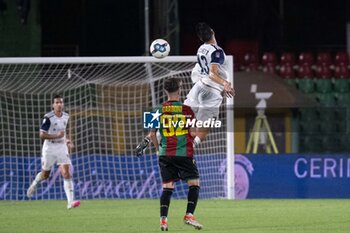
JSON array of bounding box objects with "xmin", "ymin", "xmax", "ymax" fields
[
  {"xmin": 136, "ymin": 78, "xmax": 203, "ymax": 231},
  {"xmin": 157, "ymin": 99, "xmax": 195, "ymax": 157}
]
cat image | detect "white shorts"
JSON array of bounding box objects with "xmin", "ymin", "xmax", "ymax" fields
[
  {"xmin": 184, "ymin": 81, "xmax": 223, "ymax": 121},
  {"xmin": 41, "ymin": 142, "xmax": 71, "ymax": 171}
]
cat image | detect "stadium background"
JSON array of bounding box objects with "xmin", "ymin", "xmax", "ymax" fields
[
  {"xmin": 1, "ymin": 0, "xmax": 350, "ymax": 199},
  {"xmin": 2, "ymin": 1, "xmax": 350, "ymax": 232}
]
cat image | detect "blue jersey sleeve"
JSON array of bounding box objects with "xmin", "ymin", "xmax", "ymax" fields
[
  {"xmin": 40, "ymin": 117, "xmax": 51, "ymax": 131},
  {"xmin": 211, "ymin": 49, "xmax": 225, "ymax": 65}
]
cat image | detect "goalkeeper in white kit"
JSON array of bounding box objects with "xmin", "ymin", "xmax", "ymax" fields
[{"xmin": 27, "ymin": 95, "xmax": 80, "ymax": 209}]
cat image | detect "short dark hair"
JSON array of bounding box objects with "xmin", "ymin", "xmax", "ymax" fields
[
  {"xmin": 196, "ymin": 22, "xmax": 213, "ymax": 42},
  {"xmin": 164, "ymin": 78, "xmax": 181, "ymax": 93},
  {"xmin": 52, "ymin": 94, "xmax": 63, "ymax": 103}
]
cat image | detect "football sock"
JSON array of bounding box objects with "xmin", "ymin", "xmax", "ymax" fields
[
  {"xmin": 64, "ymin": 178, "xmax": 74, "ymax": 205},
  {"xmin": 193, "ymin": 136, "xmax": 201, "ymax": 147},
  {"xmin": 33, "ymin": 172, "xmax": 43, "ymax": 186},
  {"xmin": 160, "ymin": 188, "xmax": 173, "ymax": 217},
  {"xmin": 186, "ymin": 185, "xmax": 200, "ymax": 215}
]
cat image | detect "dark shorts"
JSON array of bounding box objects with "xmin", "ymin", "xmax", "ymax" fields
[{"xmin": 158, "ymin": 156, "xmax": 199, "ymax": 183}]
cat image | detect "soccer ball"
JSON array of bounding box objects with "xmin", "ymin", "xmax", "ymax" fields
[{"xmin": 150, "ymin": 39, "xmax": 170, "ymax": 59}]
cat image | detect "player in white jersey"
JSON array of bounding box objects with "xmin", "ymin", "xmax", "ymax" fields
[
  {"xmin": 184, "ymin": 22, "xmax": 234, "ymax": 147},
  {"xmin": 27, "ymin": 95, "xmax": 80, "ymax": 209}
]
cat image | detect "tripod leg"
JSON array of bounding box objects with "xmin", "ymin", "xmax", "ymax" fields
[
  {"xmin": 245, "ymin": 117, "xmax": 258, "ymax": 153},
  {"xmin": 253, "ymin": 117, "xmax": 262, "ymax": 153},
  {"xmin": 245, "ymin": 129, "xmax": 254, "ymax": 153},
  {"xmin": 262, "ymin": 118, "xmax": 279, "ymax": 153},
  {"xmin": 265, "ymin": 143, "xmax": 272, "ymax": 153}
]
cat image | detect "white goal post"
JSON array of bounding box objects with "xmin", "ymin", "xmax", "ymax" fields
[{"xmin": 0, "ymin": 56, "xmax": 234, "ymax": 200}]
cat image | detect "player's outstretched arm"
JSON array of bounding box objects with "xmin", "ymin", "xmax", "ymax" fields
[
  {"xmin": 209, "ymin": 64, "xmax": 235, "ymax": 98},
  {"xmin": 135, "ymin": 129, "xmax": 160, "ymax": 157},
  {"xmin": 149, "ymin": 130, "xmax": 159, "ymax": 155}
]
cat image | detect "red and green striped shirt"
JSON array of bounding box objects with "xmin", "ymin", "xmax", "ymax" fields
[{"xmin": 158, "ymin": 101, "xmax": 195, "ymax": 157}]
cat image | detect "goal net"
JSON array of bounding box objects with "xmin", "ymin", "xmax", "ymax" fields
[{"xmin": 0, "ymin": 57, "xmax": 234, "ymax": 200}]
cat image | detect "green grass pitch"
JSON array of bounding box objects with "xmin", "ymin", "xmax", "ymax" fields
[{"xmin": 0, "ymin": 199, "xmax": 349, "ymax": 233}]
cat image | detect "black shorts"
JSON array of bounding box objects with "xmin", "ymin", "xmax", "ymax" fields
[{"xmin": 158, "ymin": 156, "xmax": 199, "ymax": 183}]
